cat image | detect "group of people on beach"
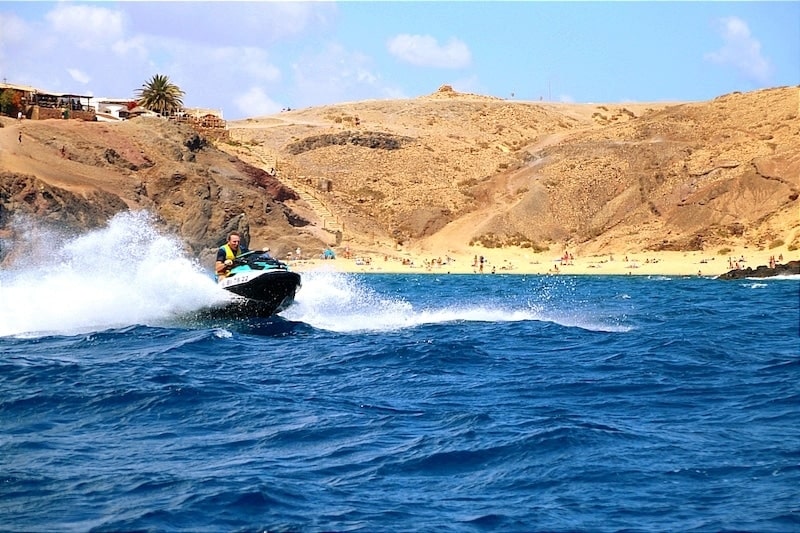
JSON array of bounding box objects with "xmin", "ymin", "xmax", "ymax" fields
[
  {"xmin": 724, "ymin": 253, "xmax": 785, "ymax": 273},
  {"xmin": 728, "ymin": 255, "xmax": 748, "ymax": 270}
]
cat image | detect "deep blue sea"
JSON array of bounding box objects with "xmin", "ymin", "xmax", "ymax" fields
[{"xmin": 1, "ymin": 214, "xmax": 799, "ymax": 532}]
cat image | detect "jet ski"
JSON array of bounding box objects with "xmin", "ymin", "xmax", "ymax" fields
[{"xmin": 216, "ymin": 250, "xmax": 302, "ymax": 317}]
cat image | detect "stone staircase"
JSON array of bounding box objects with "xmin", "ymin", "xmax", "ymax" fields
[
  {"xmin": 223, "ymin": 142, "xmax": 344, "ymax": 235},
  {"xmin": 297, "ymin": 187, "xmax": 344, "ymax": 233}
]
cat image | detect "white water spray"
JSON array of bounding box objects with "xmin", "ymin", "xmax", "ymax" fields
[
  {"xmin": 0, "ymin": 212, "xmax": 227, "ymax": 337},
  {"xmin": 284, "ymin": 270, "xmax": 630, "ymax": 333}
]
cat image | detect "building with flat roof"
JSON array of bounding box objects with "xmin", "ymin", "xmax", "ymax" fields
[{"xmin": 0, "ymin": 82, "xmax": 95, "ymax": 120}]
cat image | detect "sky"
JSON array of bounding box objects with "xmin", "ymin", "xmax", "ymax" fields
[{"xmin": 1, "ymin": 1, "xmax": 797, "ymax": 120}]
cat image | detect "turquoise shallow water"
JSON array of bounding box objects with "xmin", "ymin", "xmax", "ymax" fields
[{"xmin": 2, "ymin": 265, "xmax": 799, "ymax": 531}]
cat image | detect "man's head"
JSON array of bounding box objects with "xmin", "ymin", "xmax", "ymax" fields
[{"xmin": 228, "ymin": 231, "xmax": 241, "ymax": 250}]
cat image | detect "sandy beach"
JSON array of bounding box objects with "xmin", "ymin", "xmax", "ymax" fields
[{"xmin": 288, "ymin": 245, "xmax": 795, "ymax": 278}]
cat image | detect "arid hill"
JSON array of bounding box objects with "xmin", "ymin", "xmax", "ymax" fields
[
  {"xmin": 227, "ymin": 85, "xmax": 799, "ymax": 258},
  {"xmin": 1, "ymin": 85, "xmax": 798, "ymax": 266}
]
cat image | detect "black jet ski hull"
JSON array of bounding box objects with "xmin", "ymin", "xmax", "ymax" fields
[{"xmin": 218, "ymin": 269, "xmax": 301, "ymax": 317}]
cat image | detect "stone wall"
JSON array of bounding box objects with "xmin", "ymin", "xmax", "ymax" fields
[
  {"xmin": 196, "ymin": 127, "xmax": 230, "ymax": 142},
  {"xmin": 30, "ymin": 106, "xmax": 96, "ymax": 121}
]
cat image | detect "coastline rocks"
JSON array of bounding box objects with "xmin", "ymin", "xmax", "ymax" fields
[{"xmin": 717, "ymin": 260, "xmax": 799, "ymax": 280}]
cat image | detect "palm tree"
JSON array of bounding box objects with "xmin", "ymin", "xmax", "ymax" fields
[{"xmin": 136, "ymin": 74, "xmax": 185, "ymax": 116}]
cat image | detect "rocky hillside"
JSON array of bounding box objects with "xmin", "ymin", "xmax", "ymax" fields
[
  {"xmin": 0, "ymin": 117, "xmax": 326, "ymax": 266},
  {"xmin": 228, "ymin": 85, "xmax": 799, "ymax": 258},
  {"xmin": 1, "ymin": 85, "xmax": 798, "ymax": 265}
]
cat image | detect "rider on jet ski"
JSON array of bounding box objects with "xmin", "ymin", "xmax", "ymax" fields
[{"xmin": 215, "ymin": 231, "xmax": 250, "ymax": 280}]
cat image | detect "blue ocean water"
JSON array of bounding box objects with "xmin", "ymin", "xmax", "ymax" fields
[{"xmin": 1, "ymin": 215, "xmax": 799, "ymax": 532}]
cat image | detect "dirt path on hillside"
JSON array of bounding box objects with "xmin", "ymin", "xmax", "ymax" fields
[
  {"xmin": 0, "ymin": 122, "xmax": 91, "ymax": 192},
  {"xmin": 229, "ymin": 116, "xmax": 331, "ymax": 129},
  {"xmin": 0, "ymin": 120, "xmax": 144, "ymax": 204},
  {"xmin": 0, "ymin": 121, "xmax": 35, "ymax": 175},
  {"xmin": 413, "ymin": 130, "xmax": 575, "ymax": 256}
]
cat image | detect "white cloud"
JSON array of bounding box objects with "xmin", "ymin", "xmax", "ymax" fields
[
  {"xmin": 208, "ymin": 47, "xmax": 282, "ymax": 82},
  {"xmin": 45, "ymin": 4, "xmax": 125, "ymax": 50},
  {"xmin": 67, "ymin": 68, "xmax": 90, "ymax": 85},
  {"xmin": 705, "ymin": 16, "xmax": 772, "ymax": 83},
  {"xmin": 121, "ymin": 2, "xmax": 334, "ymax": 47},
  {"xmin": 0, "ymin": 12, "xmax": 30, "ymax": 66},
  {"xmin": 111, "ymin": 35, "xmax": 149, "ymax": 61},
  {"xmin": 291, "ymin": 43, "xmax": 391, "ymax": 106},
  {"xmin": 387, "ymin": 34, "xmax": 471, "ymax": 69},
  {"xmin": 356, "ymin": 67, "xmax": 378, "ymax": 85},
  {"xmin": 234, "ymin": 87, "xmax": 281, "ymax": 118},
  {"xmin": 268, "ymin": 2, "xmax": 336, "ymax": 38},
  {"xmin": 0, "ymin": 12, "xmax": 28, "ymax": 44},
  {"xmin": 122, "ymin": 38, "xmax": 286, "ymax": 113}
]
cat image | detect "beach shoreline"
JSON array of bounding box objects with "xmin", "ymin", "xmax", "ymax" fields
[{"xmin": 287, "ymin": 246, "xmax": 796, "ymax": 278}]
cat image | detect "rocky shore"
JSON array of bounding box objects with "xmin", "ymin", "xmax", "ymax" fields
[{"xmin": 717, "ymin": 260, "xmax": 800, "ymax": 280}]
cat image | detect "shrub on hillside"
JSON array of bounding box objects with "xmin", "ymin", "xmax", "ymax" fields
[{"xmin": 469, "ymin": 232, "xmax": 548, "ymax": 251}]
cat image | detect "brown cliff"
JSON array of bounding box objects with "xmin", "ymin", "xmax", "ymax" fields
[{"xmin": 0, "ymin": 117, "xmax": 323, "ymax": 267}]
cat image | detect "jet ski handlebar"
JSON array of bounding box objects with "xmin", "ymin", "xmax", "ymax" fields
[{"xmin": 232, "ymin": 250, "xmax": 289, "ymax": 269}]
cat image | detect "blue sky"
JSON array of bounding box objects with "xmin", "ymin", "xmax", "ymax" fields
[{"xmin": 1, "ymin": 2, "xmax": 797, "ymax": 120}]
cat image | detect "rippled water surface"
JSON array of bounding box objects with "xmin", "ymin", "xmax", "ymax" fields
[{"xmin": 1, "ymin": 218, "xmax": 799, "ymax": 532}]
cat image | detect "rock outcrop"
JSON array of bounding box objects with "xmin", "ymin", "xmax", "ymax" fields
[
  {"xmin": 717, "ymin": 260, "xmax": 800, "ymax": 280},
  {"xmin": 0, "ymin": 117, "xmax": 326, "ymax": 267}
]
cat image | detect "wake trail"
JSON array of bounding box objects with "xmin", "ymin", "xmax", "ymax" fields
[{"xmin": 282, "ymin": 271, "xmax": 631, "ymax": 333}]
